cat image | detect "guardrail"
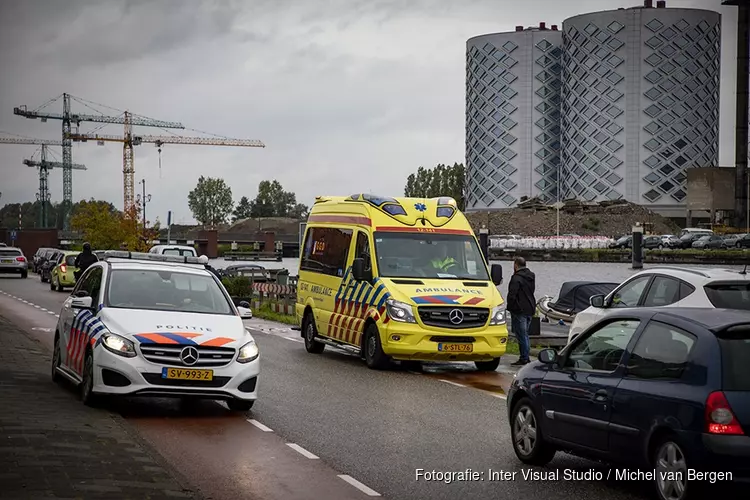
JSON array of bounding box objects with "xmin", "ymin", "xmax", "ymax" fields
[{"xmin": 250, "ymin": 281, "xmax": 296, "ymax": 316}]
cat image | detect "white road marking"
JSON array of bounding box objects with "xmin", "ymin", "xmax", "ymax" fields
[
  {"xmin": 246, "ymin": 419, "xmax": 273, "ymax": 432},
  {"xmin": 31, "ymin": 327, "xmax": 53, "ymax": 332},
  {"xmin": 491, "ymin": 393, "xmax": 507, "ymax": 400},
  {"xmin": 438, "ymin": 379, "xmax": 466, "ymax": 388},
  {"xmin": 34, "ymin": 305, "xmax": 40, "ymax": 309},
  {"xmin": 286, "ymin": 443, "xmax": 319, "ymax": 459},
  {"xmin": 337, "ymin": 475, "xmax": 381, "ymax": 496}
]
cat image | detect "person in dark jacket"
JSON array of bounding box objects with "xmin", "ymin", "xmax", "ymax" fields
[
  {"xmin": 506, "ymin": 256, "xmax": 536, "ymax": 366},
  {"xmin": 74, "ymin": 242, "xmax": 98, "ymax": 281}
]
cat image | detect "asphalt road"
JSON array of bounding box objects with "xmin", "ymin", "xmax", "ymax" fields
[{"xmin": 0, "ymin": 273, "xmax": 657, "ymax": 500}]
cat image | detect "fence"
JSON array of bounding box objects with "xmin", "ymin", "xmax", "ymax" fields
[
  {"xmin": 490, "ymin": 236, "xmax": 615, "ymax": 250},
  {"xmin": 250, "ymin": 281, "xmax": 296, "ymax": 316}
]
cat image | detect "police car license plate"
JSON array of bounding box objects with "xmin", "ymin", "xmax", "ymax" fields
[
  {"xmin": 438, "ymin": 343, "xmax": 473, "ymax": 353},
  {"xmin": 0, "ymin": 259, "xmax": 13, "ymax": 264},
  {"xmin": 162, "ymin": 367, "xmax": 213, "ymax": 381}
]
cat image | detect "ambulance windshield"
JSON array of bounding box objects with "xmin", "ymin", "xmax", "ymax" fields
[{"xmin": 373, "ymin": 232, "xmax": 490, "ymax": 281}]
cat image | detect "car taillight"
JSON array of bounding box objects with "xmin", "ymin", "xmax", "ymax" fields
[
  {"xmin": 15, "ymin": 256, "xmax": 25, "ymax": 262},
  {"xmin": 60, "ymin": 264, "xmax": 67, "ymax": 273},
  {"xmin": 705, "ymin": 391, "xmax": 744, "ymax": 435}
]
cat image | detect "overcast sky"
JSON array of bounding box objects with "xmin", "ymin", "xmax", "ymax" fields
[{"xmin": 0, "ymin": 0, "xmax": 738, "ymax": 225}]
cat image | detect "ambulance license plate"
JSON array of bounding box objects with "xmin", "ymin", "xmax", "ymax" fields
[
  {"xmin": 438, "ymin": 343, "xmax": 473, "ymax": 353},
  {"xmin": 162, "ymin": 367, "xmax": 213, "ymax": 381}
]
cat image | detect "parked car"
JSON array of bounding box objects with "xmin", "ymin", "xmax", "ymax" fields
[
  {"xmin": 692, "ymin": 234, "xmax": 724, "ymax": 250},
  {"xmin": 568, "ymin": 266, "xmax": 750, "ymax": 342},
  {"xmin": 148, "ymin": 245, "xmax": 197, "ymax": 257},
  {"xmin": 0, "ymin": 246, "xmax": 28, "ymax": 278},
  {"xmin": 508, "ymin": 307, "xmax": 749, "ymax": 500},
  {"xmin": 661, "ymin": 235, "xmax": 681, "ymax": 249},
  {"xmin": 734, "ymin": 234, "xmax": 750, "ymax": 249},
  {"xmin": 609, "ymin": 235, "xmax": 632, "ymax": 249},
  {"xmin": 643, "ymin": 235, "xmax": 664, "ymax": 249},
  {"xmin": 39, "ymin": 250, "xmax": 61, "ymax": 283},
  {"xmin": 49, "ymin": 251, "xmax": 79, "ymax": 292},
  {"xmin": 677, "ymin": 233, "xmax": 704, "ymax": 249},
  {"xmin": 721, "ymin": 234, "xmax": 745, "ymax": 248}
]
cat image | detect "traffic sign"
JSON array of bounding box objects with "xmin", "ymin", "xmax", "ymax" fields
[{"xmin": 10, "ymin": 230, "xmax": 17, "ymax": 242}]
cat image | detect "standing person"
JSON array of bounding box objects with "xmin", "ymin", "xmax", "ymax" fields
[
  {"xmin": 74, "ymin": 242, "xmax": 98, "ymax": 281},
  {"xmin": 506, "ymin": 256, "xmax": 536, "ymax": 366}
]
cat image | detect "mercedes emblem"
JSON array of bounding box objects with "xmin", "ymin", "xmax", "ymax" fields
[
  {"xmin": 180, "ymin": 346, "xmax": 199, "ymax": 366},
  {"xmin": 448, "ymin": 309, "xmax": 464, "ymax": 325}
]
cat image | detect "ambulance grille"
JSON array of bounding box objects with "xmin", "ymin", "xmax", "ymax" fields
[
  {"xmin": 417, "ymin": 306, "xmax": 489, "ymax": 329},
  {"xmin": 139, "ymin": 344, "xmax": 236, "ymax": 367}
]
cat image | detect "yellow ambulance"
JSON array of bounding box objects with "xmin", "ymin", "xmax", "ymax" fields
[{"xmin": 296, "ymin": 194, "xmax": 509, "ymax": 370}]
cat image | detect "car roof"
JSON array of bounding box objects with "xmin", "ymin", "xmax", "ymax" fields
[
  {"xmin": 107, "ymin": 260, "xmax": 210, "ymax": 275},
  {"xmin": 631, "ymin": 266, "xmax": 750, "ymax": 284},
  {"xmin": 602, "ymin": 307, "xmax": 750, "ymax": 333}
]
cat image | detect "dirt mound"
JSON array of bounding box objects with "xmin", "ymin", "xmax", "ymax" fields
[{"xmin": 466, "ymin": 201, "xmax": 679, "ymax": 237}]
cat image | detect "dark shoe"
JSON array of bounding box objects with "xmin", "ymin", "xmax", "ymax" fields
[{"xmin": 510, "ymin": 359, "xmax": 529, "ymax": 367}]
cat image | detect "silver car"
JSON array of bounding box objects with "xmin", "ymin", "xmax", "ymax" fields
[{"xmin": 0, "ymin": 246, "xmax": 28, "ymax": 278}]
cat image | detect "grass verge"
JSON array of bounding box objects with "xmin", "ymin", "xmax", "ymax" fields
[{"xmin": 252, "ymin": 302, "xmax": 298, "ymax": 326}]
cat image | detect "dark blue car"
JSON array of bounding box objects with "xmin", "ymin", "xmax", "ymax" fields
[{"xmin": 507, "ymin": 308, "xmax": 749, "ymax": 500}]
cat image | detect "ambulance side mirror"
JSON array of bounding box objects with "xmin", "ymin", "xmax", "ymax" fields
[
  {"xmin": 352, "ymin": 258, "xmax": 371, "ymax": 282},
  {"xmin": 491, "ymin": 264, "xmax": 503, "ymax": 286}
]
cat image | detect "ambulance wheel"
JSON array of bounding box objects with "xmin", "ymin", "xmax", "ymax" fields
[
  {"xmin": 475, "ymin": 358, "xmax": 501, "ymax": 371},
  {"xmin": 303, "ymin": 312, "xmax": 325, "ymax": 354},
  {"xmin": 364, "ymin": 324, "xmax": 389, "ymax": 370},
  {"xmin": 227, "ymin": 399, "xmax": 254, "ymax": 412}
]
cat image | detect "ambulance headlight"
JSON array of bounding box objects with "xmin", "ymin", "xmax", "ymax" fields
[
  {"xmin": 386, "ymin": 299, "xmax": 416, "ymax": 323},
  {"xmin": 237, "ymin": 340, "xmax": 259, "ymax": 363},
  {"xmin": 102, "ymin": 332, "xmax": 136, "ymax": 358},
  {"xmin": 489, "ymin": 304, "xmax": 507, "ymax": 325}
]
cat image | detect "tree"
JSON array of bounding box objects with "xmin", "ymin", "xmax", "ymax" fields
[
  {"xmin": 70, "ymin": 200, "xmax": 158, "ymax": 252},
  {"xmin": 187, "ymin": 176, "xmax": 234, "ymax": 227},
  {"xmin": 403, "ymin": 163, "xmax": 465, "ymax": 210},
  {"xmin": 232, "ymin": 196, "xmax": 253, "ymax": 222},
  {"xmin": 249, "ymin": 180, "xmax": 308, "ymax": 219}
]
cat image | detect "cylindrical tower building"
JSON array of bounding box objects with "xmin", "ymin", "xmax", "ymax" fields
[
  {"xmin": 560, "ymin": 1, "xmax": 721, "ymax": 215},
  {"xmin": 466, "ymin": 24, "xmax": 563, "ymax": 210}
]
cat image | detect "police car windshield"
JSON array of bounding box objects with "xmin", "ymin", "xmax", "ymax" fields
[
  {"xmin": 373, "ymin": 232, "xmax": 490, "ymax": 281},
  {"xmin": 106, "ymin": 269, "xmax": 233, "ymax": 315}
]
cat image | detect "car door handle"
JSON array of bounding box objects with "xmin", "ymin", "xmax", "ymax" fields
[{"xmin": 593, "ymin": 389, "xmax": 608, "ymax": 402}]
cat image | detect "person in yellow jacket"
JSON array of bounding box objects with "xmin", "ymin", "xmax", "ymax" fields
[{"xmin": 430, "ymin": 255, "xmax": 458, "ymax": 272}]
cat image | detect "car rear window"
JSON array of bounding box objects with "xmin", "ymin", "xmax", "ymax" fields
[
  {"xmin": 704, "ymin": 283, "xmax": 750, "ymax": 310},
  {"xmin": 0, "ymin": 249, "xmax": 21, "ymax": 257},
  {"xmin": 718, "ymin": 327, "xmax": 750, "ymax": 390},
  {"xmin": 65, "ymin": 255, "xmax": 77, "ymax": 266}
]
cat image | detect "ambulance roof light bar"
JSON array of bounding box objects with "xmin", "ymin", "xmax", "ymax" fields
[{"xmin": 101, "ymin": 250, "xmax": 206, "ymax": 265}]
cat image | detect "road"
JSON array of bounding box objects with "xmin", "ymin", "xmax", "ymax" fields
[{"xmin": 0, "ymin": 274, "xmax": 655, "ymax": 500}]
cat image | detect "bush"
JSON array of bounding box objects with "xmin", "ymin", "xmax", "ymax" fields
[{"xmin": 222, "ymin": 276, "xmax": 252, "ymax": 297}]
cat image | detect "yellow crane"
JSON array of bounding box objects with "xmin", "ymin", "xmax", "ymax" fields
[{"xmin": 67, "ymin": 120, "xmax": 265, "ymax": 214}]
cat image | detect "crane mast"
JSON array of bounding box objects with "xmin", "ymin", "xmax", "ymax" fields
[{"xmin": 13, "ymin": 93, "xmax": 185, "ymax": 228}]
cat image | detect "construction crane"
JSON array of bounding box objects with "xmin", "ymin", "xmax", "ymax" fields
[
  {"xmin": 0, "ymin": 137, "xmax": 85, "ymax": 228},
  {"xmin": 13, "ymin": 93, "xmax": 184, "ymax": 229},
  {"xmin": 23, "ymin": 145, "xmax": 87, "ymax": 228},
  {"xmin": 67, "ymin": 124, "xmax": 265, "ymax": 214}
]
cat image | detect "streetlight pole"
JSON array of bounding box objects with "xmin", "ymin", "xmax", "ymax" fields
[{"xmin": 136, "ymin": 179, "xmax": 151, "ymax": 229}]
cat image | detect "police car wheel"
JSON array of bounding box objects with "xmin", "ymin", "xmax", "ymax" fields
[
  {"xmin": 227, "ymin": 399, "xmax": 254, "ymax": 412},
  {"xmin": 475, "ymin": 358, "xmax": 501, "ymax": 371},
  {"xmin": 303, "ymin": 313, "xmax": 325, "ymax": 354},
  {"xmin": 80, "ymin": 351, "xmax": 100, "ymax": 407},
  {"xmin": 364, "ymin": 324, "xmax": 389, "ymax": 370},
  {"xmin": 51, "ymin": 334, "xmax": 62, "ymax": 383}
]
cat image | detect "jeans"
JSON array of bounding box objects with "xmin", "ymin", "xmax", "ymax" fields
[{"xmin": 511, "ymin": 313, "xmax": 532, "ymax": 362}]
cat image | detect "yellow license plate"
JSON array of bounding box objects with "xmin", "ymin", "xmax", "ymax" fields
[
  {"xmin": 438, "ymin": 343, "xmax": 473, "ymax": 353},
  {"xmin": 161, "ymin": 367, "xmax": 213, "ymax": 381}
]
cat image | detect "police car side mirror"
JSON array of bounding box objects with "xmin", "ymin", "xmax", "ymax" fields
[
  {"xmin": 490, "ymin": 264, "xmax": 503, "ymax": 286},
  {"xmin": 71, "ymin": 296, "xmax": 93, "ymax": 310},
  {"xmin": 352, "ymin": 258, "xmax": 371, "ymax": 282}
]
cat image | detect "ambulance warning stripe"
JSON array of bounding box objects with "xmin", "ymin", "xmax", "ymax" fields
[
  {"xmin": 68, "ymin": 310, "xmax": 108, "ymax": 375},
  {"xmin": 307, "ymin": 215, "xmax": 371, "ymax": 226},
  {"xmin": 375, "ymin": 226, "xmax": 472, "ymax": 235},
  {"xmin": 329, "ymin": 274, "xmax": 391, "ymax": 346}
]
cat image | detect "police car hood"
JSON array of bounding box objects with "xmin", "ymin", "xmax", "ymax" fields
[
  {"xmin": 381, "ymin": 278, "xmax": 501, "ymax": 308},
  {"xmin": 100, "ymin": 308, "xmax": 246, "ymax": 348}
]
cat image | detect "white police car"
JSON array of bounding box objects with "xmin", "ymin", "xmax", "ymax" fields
[{"xmin": 51, "ymin": 251, "xmax": 259, "ymax": 411}]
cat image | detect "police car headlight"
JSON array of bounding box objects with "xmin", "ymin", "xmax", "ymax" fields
[
  {"xmin": 102, "ymin": 332, "xmax": 136, "ymax": 358},
  {"xmin": 489, "ymin": 304, "xmax": 507, "ymax": 325},
  {"xmin": 237, "ymin": 340, "xmax": 259, "ymax": 363},
  {"xmin": 386, "ymin": 299, "xmax": 416, "ymax": 323}
]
